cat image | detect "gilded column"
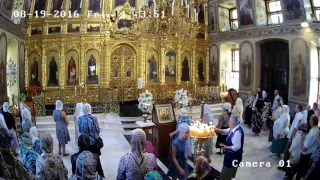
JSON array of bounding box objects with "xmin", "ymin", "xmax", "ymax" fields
[
  {"xmin": 140, "ymin": 42, "xmax": 146, "ymax": 87},
  {"xmin": 205, "ymin": 47, "xmax": 209, "ymax": 84},
  {"xmin": 203, "ymin": 1, "xmax": 208, "ymax": 26},
  {"xmin": 24, "ymin": 48, "xmax": 29, "ymax": 89},
  {"xmin": 82, "ymin": 0, "xmax": 89, "ymax": 17},
  {"xmin": 106, "ymin": 42, "xmax": 110, "ymax": 87},
  {"xmin": 101, "ymin": 42, "xmax": 106, "ymax": 87},
  {"xmin": 41, "ymin": 44, "xmax": 47, "ymax": 89},
  {"xmin": 80, "ymin": 43, "xmax": 85, "ymax": 86},
  {"xmin": 60, "ymin": 43, "xmax": 65, "ymax": 88},
  {"xmin": 46, "ymin": 0, "xmax": 52, "ymax": 15},
  {"xmin": 177, "ymin": 41, "xmax": 182, "ymax": 85},
  {"xmin": 192, "ymin": 42, "xmax": 196, "ymax": 83},
  {"xmin": 160, "ymin": 44, "xmax": 165, "ymax": 85},
  {"xmin": 63, "ymin": 0, "xmax": 70, "ymax": 12}
]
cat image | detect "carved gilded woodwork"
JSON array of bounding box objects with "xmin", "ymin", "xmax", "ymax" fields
[{"xmin": 25, "ymin": 0, "xmax": 210, "ymax": 105}]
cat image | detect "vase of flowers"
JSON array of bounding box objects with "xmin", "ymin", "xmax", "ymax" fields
[
  {"xmin": 138, "ymin": 90, "xmax": 153, "ymax": 122},
  {"xmin": 174, "ymin": 89, "xmax": 189, "ymax": 109}
]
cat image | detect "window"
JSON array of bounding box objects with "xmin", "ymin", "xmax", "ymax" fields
[
  {"xmin": 265, "ymin": 0, "xmax": 283, "ymax": 25},
  {"xmin": 311, "ymin": 0, "xmax": 320, "ymax": 21},
  {"xmin": 231, "ymin": 49, "xmax": 239, "ymax": 72},
  {"xmin": 229, "ymin": 8, "xmax": 238, "ymax": 30}
]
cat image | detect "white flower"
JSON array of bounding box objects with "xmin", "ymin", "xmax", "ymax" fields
[
  {"xmin": 138, "ymin": 90, "xmax": 154, "ymax": 114},
  {"xmin": 174, "ymin": 88, "xmax": 189, "ymax": 108}
]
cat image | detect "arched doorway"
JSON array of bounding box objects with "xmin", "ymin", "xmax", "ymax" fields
[
  {"xmin": 260, "ymin": 40, "xmax": 289, "ymax": 104},
  {"xmin": 110, "ymin": 44, "xmax": 136, "ymax": 102}
]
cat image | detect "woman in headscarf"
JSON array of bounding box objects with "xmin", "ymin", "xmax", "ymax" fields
[
  {"xmin": 203, "ymin": 104, "xmax": 214, "ymax": 162},
  {"xmin": 117, "ymin": 128, "xmax": 157, "ymax": 180},
  {"xmin": 270, "ymin": 105, "xmax": 290, "ymax": 159},
  {"xmin": 232, "ymin": 98, "xmax": 244, "ymax": 124},
  {"xmin": 79, "ymin": 103, "xmax": 101, "ymax": 155},
  {"xmin": 23, "ymin": 127, "xmax": 42, "ymax": 175},
  {"xmin": 18, "ymin": 93, "xmax": 31, "ymax": 124},
  {"xmin": 252, "ymin": 91, "xmax": 264, "ymax": 136},
  {"xmin": 2, "ymin": 102, "xmax": 19, "ymax": 150},
  {"xmin": 74, "ymin": 103, "xmax": 84, "ymax": 146},
  {"xmin": 53, "ymin": 100, "xmax": 70, "ymax": 156},
  {"xmin": 245, "ymin": 90, "xmax": 254, "ymax": 126},
  {"xmin": 170, "ymin": 108, "xmax": 191, "ymax": 137},
  {"xmin": 215, "ymin": 102, "xmax": 231, "ymax": 155},
  {"xmin": 268, "ymin": 99, "xmax": 282, "ymax": 142},
  {"xmin": 188, "ymin": 156, "xmax": 214, "ymax": 180},
  {"xmin": 0, "ymin": 113, "xmax": 13, "ymax": 148},
  {"xmin": 71, "ymin": 134, "xmax": 104, "ymax": 179},
  {"xmin": 36, "ymin": 133, "xmax": 68, "ymax": 180},
  {"xmin": 167, "ymin": 123, "xmax": 190, "ymax": 180},
  {"xmin": 22, "ymin": 108, "xmax": 34, "ymax": 134}
]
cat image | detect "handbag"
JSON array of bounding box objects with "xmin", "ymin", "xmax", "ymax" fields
[{"xmin": 96, "ymin": 137, "xmax": 104, "ymax": 149}]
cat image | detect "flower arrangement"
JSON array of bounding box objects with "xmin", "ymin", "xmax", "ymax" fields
[
  {"xmin": 138, "ymin": 90, "xmax": 153, "ymax": 114},
  {"xmin": 174, "ymin": 89, "xmax": 189, "ymax": 108}
]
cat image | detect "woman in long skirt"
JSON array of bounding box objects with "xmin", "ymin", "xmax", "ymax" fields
[
  {"xmin": 215, "ymin": 102, "xmax": 231, "ymax": 155},
  {"xmin": 268, "ymin": 99, "xmax": 282, "ymax": 142},
  {"xmin": 252, "ymin": 92, "xmax": 264, "ymax": 136},
  {"xmin": 271, "ymin": 105, "xmax": 290, "ymax": 159}
]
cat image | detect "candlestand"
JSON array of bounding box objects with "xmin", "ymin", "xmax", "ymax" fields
[{"xmin": 189, "ymin": 121, "xmax": 215, "ymax": 156}]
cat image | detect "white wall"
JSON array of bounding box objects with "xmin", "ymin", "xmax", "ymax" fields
[
  {"xmin": 6, "ymin": 39, "xmax": 19, "ymax": 104},
  {"xmin": 309, "ymin": 43, "xmax": 318, "ymax": 104}
]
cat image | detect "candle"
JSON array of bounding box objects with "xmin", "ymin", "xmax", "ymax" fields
[
  {"xmin": 171, "ymin": 1, "xmax": 174, "ymax": 15},
  {"xmin": 187, "ymin": 4, "xmax": 189, "ymax": 18}
]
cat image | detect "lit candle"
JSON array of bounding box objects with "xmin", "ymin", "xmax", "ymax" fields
[
  {"xmin": 172, "ymin": 1, "xmax": 174, "ymax": 15},
  {"xmin": 181, "ymin": 0, "xmax": 183, "ymax": 6},
  {"xmin": 187, "ymin": 4, "xmax": 189, "ymax": 18}
]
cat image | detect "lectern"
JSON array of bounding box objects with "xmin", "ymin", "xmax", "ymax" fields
[{"xmin": 152, "ymin": 104, "xmax": 176, "ymax": 158}]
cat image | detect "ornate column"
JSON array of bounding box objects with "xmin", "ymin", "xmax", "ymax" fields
[
  {"xmin": 101, "ymin": 42, "xmax": 106, "ymax": 87},
  {"xmin": 82, "ymin": 0, "xmax": 89, "ymax": 16},
  {"xmin": 60, "ymin": 43, "xmax": 65, "ymax": 88},
  {"xmin": 140, "ymin": 42, "xmax": 146, "ymax": 87},
  {"xmin": 106, "ymin": 42, "xmax": 111, "ymax": 87},
  {"xmin": 192, "ymin": 42, "xmax": 196, "ymax": 83},
  {"xmin": 177, "ymin": 41, "xmax": 182, "ymax": 85},
  {"xmin": 41, "ymin": 44, "xmax": 47, "ymax": 89},
  {"xmin": 24, "ymin": 48, "xmax": 29, "ymax": 89},
  {"xmin": 63, "ymin": 0, "xmax": 70, "ymax": 12},
  {"xmin": 205, "ymin": 47, "xmax": 209, "ymax": 84},
  {"xmin": 160, "ymin": 43, "xmax": 165, "ymax": 85},
  {"xmin": 80, "ymin": 42, "xmax": 85, "ymax": 86},
  {"xmin": 46, "ymin": 0, "xmax": 52, "ymax": 14}
]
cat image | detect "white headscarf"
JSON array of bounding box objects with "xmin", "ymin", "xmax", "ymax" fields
[
  {"xmin": 2, "ymin": 102, "xmax": 9, "ymax": 112},
  {"xmin": 29, "ymin": 126, "xmax": 39, "ymax": 143},
  {"xmin": 22, "ymin": 108, "xmax": 32, "ymax": 121},
  {"xmin": 223, "ymin": 102, "xmax": 232, "ymax": 112},
  {"xmin": 280, "ymin": 105, "xmax": 290, "ymax": 126},
  {"xmin": 203, "ymin": 104, "xmax": 211, "ymax": 115},
  {"xmin": 83, "ymin": 103, "xmax": 92, "ymax": 115},
  {"xmin": 177, "ymin": 123, "xmax": 189, "ymax": 139},
  {"xmin": 75, "ymin": 103, "xmax": 84, "ymax": 117},
  {"xmin": 131, "ymin": 129, "xmax": 147, "ymax": 167},
  {"xmin": 232, "ymin": 98, "xmax": 243, "ymax": 121},
  {"xmin": 55, "ymin": 100, "xmax": 63, "ymax": 110},
  {"xmin": 0, "ymin": 113, "xmax": 8, "ymax": 129},
  {"xmin": 179, "ymin": 108, "xmax": 188, "ymax": 117}
]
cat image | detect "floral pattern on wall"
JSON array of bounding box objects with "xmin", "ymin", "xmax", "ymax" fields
[{"xmin": 6, "ymin": 57, "xmax": 17, "ymax": 91}]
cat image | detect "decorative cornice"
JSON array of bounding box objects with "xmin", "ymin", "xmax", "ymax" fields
[
  {"xmin": 210, "ymin": 24, "xmax": 320, "ymax": 42},
  {"xmin": 0, "ymin": 15, "xmax": 26, "ymax": 39}
]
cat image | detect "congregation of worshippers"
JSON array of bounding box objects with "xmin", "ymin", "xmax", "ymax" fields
[{"xmin": 0, "ymin": 88, "xmax": 320, "ymax": 180}]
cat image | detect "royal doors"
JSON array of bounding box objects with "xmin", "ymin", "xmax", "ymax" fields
[{"xmin": 110, "ymin": 44, "xmax": 136, "ymax": 102}]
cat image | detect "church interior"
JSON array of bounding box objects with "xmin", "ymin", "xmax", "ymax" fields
[{"xmin": 0, "ymin": 0, "xmax": 320, "ymax": 179}]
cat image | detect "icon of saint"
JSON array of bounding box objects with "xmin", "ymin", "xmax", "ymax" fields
[
  {"xmin": 148, "ymin": 55, "xmax": 157, "ymax": 80},
  {"xmin": 127, "ymin": 68, "xmax": 131, "ymax": 77},
  {"xmin": 114, "ymin": 68, "xmax": 118, "ymax": 77},
  {"xmin": 68, "ymin": 56, "xmax": 76, "ymax": 83},
  {"xmin": 294, "ymin": 54, "xmax": 306, "ymax": 92},
  {"xmin": 88, "ymin": 55, "xmax": 96, "ymax": 77},
  {"xmin": 181, "ymin": 56, "xmax": 189, "ymax": 81},
  {"xmin": 241, "ymin": 56, "xmax": 251, "ymax": 87},
  {"xmin": 90, "ymin": 0, "xmax": 101, "ymax": 13},
  {"xmin": 70, "ymin": 0, "xmax": 81, "ymax": 12},
  {"xmin": 48, "ymin": 56, "xmax": 58, "ymax": 85},
  {"xmin": 52, "ymin": 0, "xmax": 64, "ymax": 12},
  {"xmin": 198, "ymin": 58, "xmax": 204, "ymax": 81}
]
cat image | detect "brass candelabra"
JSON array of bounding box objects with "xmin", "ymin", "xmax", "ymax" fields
[{"xmin": 189, "ymin": 120, "xmax": 215, "ymax": 156}]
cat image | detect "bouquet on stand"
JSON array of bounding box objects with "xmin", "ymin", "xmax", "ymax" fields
[
  {"xmin": 174, "ymin": 89, "xmax": 189, "ymax": 109},
  {"xmin": 138, "ymin": 90, "xmax": 154, "ymax": 122}
]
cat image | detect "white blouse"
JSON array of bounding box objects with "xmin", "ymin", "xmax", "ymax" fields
[{"xmin": 273, "ymin": 114, "xmax": 290, "ymax": 139}]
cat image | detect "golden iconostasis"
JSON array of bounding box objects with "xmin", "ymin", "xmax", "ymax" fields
[{"xmin": 25, "ymin": 0, "xmax": 210, "ymax": 104}]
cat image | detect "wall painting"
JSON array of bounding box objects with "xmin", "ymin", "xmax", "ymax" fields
[
  {"xmin": 209, "ymin": 45, "xmax": 219, "ymax": 86},
  {"xmin": 29, "ymin": 52, "xmax": 42, "ymax": 86},
  {"xmin": 239, "ymin": 41, "xmax": 253, "ymax": 90},
  {"xmin": 165, "ymin": 50, "xmax": 176, "ymax": 83},
  {"xmin": 19, "ymin": 43, "xmax": 25, "ymax": 90},
  {"xmin": 0, "ymin": 34, "xmax": 7, "ymax": 103},
  {"xmin": 280, "ymin": 0, "xmax": 306, "ymax": 22},
  {"xmin": 47, "ymin": 51, "xmax": 59, "ymax": 87},
  {"xmin": 86, "ymin": 49, "xmax": 99, "ymax": 85},
  {"xmin": 181, "ymin": 52, "xmax": 191, "ymax": 82},
  {"xmin": 66, "ymin": 50, "xmax": 79, "ymax": 86},
  {"xmin": 208, "ymin": 1, "xmax": 217, "ymax": 33},
  {"xmin": 290, "ymin": 38, "xmax": 309, "ymax": 102},
  {"xmin": 146, "ymin": 50, "xmax": 159, "ymax": 83},
  {"xmin": 196, "ymin": 53, "xmax": 205, "ymax": 82},
  {"xmin": 237, "ymin": 0, "xmax": 255, "ymax": 28},
  {"xmin": 0, "ymin": 0, "xmax": 14, "ymax": 18}
]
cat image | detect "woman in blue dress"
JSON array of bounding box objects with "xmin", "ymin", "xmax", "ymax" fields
[
  {"xmin": 168, "ymin": 123, "xmax": 190, "ymax": 180},
  {"xmin": 170, "ymin": 108, "xmax": 191, "ymax": 137},
  {"xmin": 53, "ymin": 100, "xmax": 70, "ymax": 156}
]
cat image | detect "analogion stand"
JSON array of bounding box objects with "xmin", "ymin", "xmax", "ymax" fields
[{"xmin": 135, "ymin": 120, "xmax": 155, "ymax": 141}]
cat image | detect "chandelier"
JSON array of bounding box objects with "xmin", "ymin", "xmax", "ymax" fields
[{"xmin": 111, "ymin": 0, "xmax": 202, "ymax": 38}]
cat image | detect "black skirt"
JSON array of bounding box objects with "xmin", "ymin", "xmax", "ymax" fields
[
  {"xmin": 215, "ymin": 127, "xmax": 228, "ymax": 148},
  {"xmin": 244, "ymin": 106, "xmax": 252, "ymax": 126}
]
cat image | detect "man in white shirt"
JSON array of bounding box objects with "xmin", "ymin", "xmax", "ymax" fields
[
  {"xmin": 295, "ymin": 115, "xmax": 319, "ymax": 180},
  {"xmin": 278, "ymin": 104, "xmax": 303, "ymax": 171},
  {"xmin": 262, "ymin": 90, "xmax": 267, "ymax": 101},
  {"xmin": 214, "ymin": 116, "xmax": 244, "ymax": 180},
  {"xmin": 272, "ymin": 89, "xmax": 280, "ymax": 111}
]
